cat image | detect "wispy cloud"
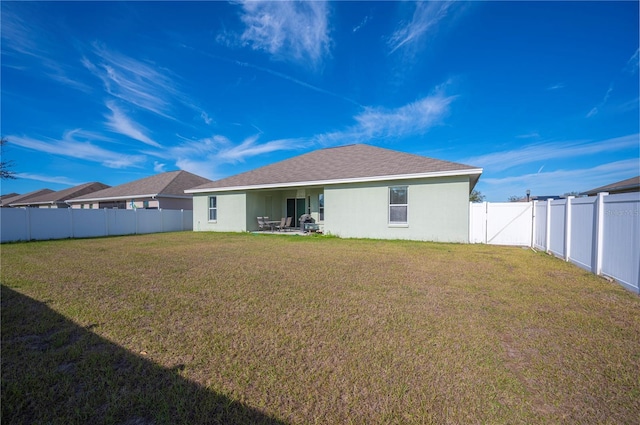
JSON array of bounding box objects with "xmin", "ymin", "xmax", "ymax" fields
[
  {"xmin": 624, "ymin": 48, "xmax": 639, "ymax": 74},
  {"xmin": 8, "ymin": 131, "xmax": 146, "ymax": 169},
  {"xmin": 82, "ymin": 44, "xmax": 180, "ymax": 118},
  {"xmin": 586, "ymin": 83, "xmax": 614, "ymax": 118},
  {"xmin": 148, "ymin": 133, "xmax": 307, "ymax": 180},
  {"xmin": 316, "ymin": 86, "xmax": 456, "ymax": 146},
  {"xmin": 353, "ymin": 15, "xmax": 371, "ymax": 33},
  {"xmin": 105, "ymin": 102, "xmax": 161, "ymax": 148},
  {"xmin": 153, "ymin": 161, "xmax": 167, "ymax": 173},
  {"xmin": 233, "ymin": 59, "xmax": 363, "ymax": 107},
  {"xmin": 387, "ymin": 1, "xmax": 457, "ymax": 54},
  {"xmin": 14, "ymin": 173, "xmax": 83, "ymax": 186},
  {"xmin": 546, "ymin": 83, "xmax": 565, "ymax": 91},
  {"xmin": 460, "ymin": 133, "xmax": 639, "ymax": 172},
  {"xmin": 1, "ymin": 6, "xmax": 91, "ymax": 92},
  {"xmin": 480, "ymin": 158, "xmax": 640, "ymax": 199},
  {"xmin": 234, "ymin": 0, "xmax": 331, "ymax": 66}
]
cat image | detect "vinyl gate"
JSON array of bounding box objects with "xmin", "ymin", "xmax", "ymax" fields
[{"xmin": 471, "ymin": 192, "xmax": 640, "ymax": 294}]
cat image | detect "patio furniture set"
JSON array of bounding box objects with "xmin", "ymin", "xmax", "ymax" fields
[
  {"xmin": 257, "ymin": 216, "xmax": 293, "ymax": 232},
  {"xmin": 256, "ymin": 216, "xmax": 321, "ymax": 233}
]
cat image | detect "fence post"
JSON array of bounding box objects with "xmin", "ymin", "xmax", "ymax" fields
[
  {"xmin": 545, "ymin": 199, "xmax": 552, "ymax": 253},
  {"xmin": 104, "ymin": 208, "xmax": 109, "ymax": 236},
  {"xmin": 181, "ymin": 209, "xmax": 184, "ymax": 231},
  {"xmin": 531, "ymin": 201, "xmax": 537, "ymax": 248},
  {"xmin": 25, "ymin": 208, "xmax": 32, "ymax": 241},
  {"xmin": 69, "ymin": 208, "xmax": 74, "ymax": 238},
  {"xmin": 484, "ymin": 202, "xmax": 489, "ymax": 244},
  {"xmin": 564, "ymin": 196, "xmax": 574, "ymax": 261},
  {"xmin": 594, "ymin": 192, "xmax": 608, "ymax": 275}
]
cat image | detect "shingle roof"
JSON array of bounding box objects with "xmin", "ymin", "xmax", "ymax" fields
[
  {"xmin": 0, "ymin": 189, "xmax": 54, "ymax": 207},
  {"xmin": 68, "ymin": 170, "xmax": 212, "ymax": 202},
  {"xmin": 10, "ymin": 182, "xmax": 110, "ymax": 206},
  {"xmin": 0, "ymin": 193, "xmax": 19, "ymax": 200},
  {"xmin": 581, "ymin": 176, "xmax": 640, "ymax": 195},
  {"xmin": 188, "ymin": 144, "xmax": 482, "ymax": 192}
]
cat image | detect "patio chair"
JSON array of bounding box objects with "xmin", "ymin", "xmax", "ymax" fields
[
  {"xmin": 283, "ymin": 216, "xmax": 293, "ymax": 231},
  {"xmin": 256, "ymin": 217, "xmax": 270, "ymax": 231},
  {"xmin": 275, "ymin": 217, "xmax": 286, "ymax": 231}
]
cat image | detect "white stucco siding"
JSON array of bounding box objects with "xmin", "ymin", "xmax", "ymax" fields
[
  {"xmin": 192, "ymin": 192, "xmax": 247, "ymax": 232},
  {"xmin": 324, "ymin": 176, "xmax": 470, "ymax": 242}
]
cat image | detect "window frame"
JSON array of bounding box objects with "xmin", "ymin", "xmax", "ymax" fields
[
  {"xmin": 208, "ymin": 196, "xmax": 217, "ymax": 222},
  {"xmin": 388, "ymin": 186, "xmax": 408, "ymax": 226},
  {"xmin": 318, "ymin": 193, "xmax": 324, "ymax": 221}
]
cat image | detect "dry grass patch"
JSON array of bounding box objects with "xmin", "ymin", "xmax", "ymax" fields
[{"xmin": 2, "ymin": 232, "xmax": 639, "ymax": 424}]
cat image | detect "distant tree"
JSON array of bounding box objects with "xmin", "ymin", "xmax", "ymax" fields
[
  {"xmin": 563, "ymin": 191, "xmax": 581, "ymax": 197},
  {"xmin": 1, "ymin": 138, "xmax": 17, "ymax": 180},
  {"xmin": 469, "ymin": 189, "xmax": 486, "ymax": 203},
  {"xmin": 508, "ymin": 195, "xmax": 523, "ymax": 202}
]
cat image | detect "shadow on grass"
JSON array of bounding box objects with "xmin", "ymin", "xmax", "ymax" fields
[{"xmin": 1, "ymin": 285, "xmax": 287, "ymax": 425}]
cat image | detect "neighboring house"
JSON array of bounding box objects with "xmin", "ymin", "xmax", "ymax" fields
[
  {"xmin": 67, "ymin": 170, "xmax": 211, "ymax": 210},
  {"xmin": 186, "ymin": 144, "xmax": 483, "ymax": 242},
  {"xmin": 0, "ymin": 189, "xmax": 54, "ymax": 208},
  {"xmin": 9, "ymin": 182, "xmax": 110, "ymax": 208},
  {"xmin": 581, "ymin": 176, "xmax": 640, "ymax": 196}
]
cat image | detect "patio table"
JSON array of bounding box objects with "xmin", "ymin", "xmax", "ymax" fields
[{"xmin": 265, "ymin": 220, "xmax": 281, "ymax": 231}]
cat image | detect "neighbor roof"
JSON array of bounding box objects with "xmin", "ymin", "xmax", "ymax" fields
[
  {"xmin": 10, "ymin": 182, "xmax": 110, "ymax": 206},
  {"xmin": 68, "ymin": 170, "xmax": 212, "ymax": 203},
  {"xmin": 187, "ymin": 144, "xmax": 482, "ymax": 193},
  {"xmin": 581, "ymin": 176, "xmax": 640, "ymax": 196},
  {"xmin": 0, "ymin": 189, "xmax": 54, "ymax": 207}
]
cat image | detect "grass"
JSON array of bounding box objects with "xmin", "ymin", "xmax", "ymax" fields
[{"xmin": 2, "ymin": 232, "xmax": 639, "ymax": 424}]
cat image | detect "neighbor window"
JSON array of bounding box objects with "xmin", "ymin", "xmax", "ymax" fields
[
  {"xmin": 318, "ymin": 193, "xmax": 324, "ymax": 221},
  {"xmin": 208, "ymin": 196, "xmax": 217, "ymax": 221},
  {"xmin": 389, "ymin": 186, "xmax": 408, "ymax": 224},
  {"xmin": 143, "ymin": 200, "xmax": 149, "ymax": 209}
]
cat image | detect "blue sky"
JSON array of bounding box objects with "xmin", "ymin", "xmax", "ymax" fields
[{"xmin": 2, "ymin": 1, "xmax": 638, "ymax": 201}]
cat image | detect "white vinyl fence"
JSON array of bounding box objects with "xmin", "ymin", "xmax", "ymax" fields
[
  {"xmin": 471, "ymin": 192, "xmax": 640, "ymax": 294},
  {"xmin": 0, "ymin": 208, "xmax": 193, "ymax": 243}
]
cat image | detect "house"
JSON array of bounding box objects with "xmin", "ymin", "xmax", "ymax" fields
[
  {"xmin": 9, "ymin": 182, "xmax": 110, "ymax": 208},
  {"xmin": 0, "ymin": 189, "xmax": 54, "ymax": 208},
  {"xmin": 581, "ymin": 176, "xmax": 640, "ymax": 196},
  {"xmin": 185, "ymin": 144, "xmax": 483, "ymax": 242},
  {"xmin": 67, "ymin": 170, "xmax": 211, "ymax": 210}
]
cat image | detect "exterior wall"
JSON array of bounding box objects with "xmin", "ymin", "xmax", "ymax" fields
[
  {"xmin": 324, "ymin": 176, "xmax": 470, "ymax": 242},
  {"xmin": 193, "ymin": 192, "xmax": 247, "ymax": 232},
  {"xmin": 71, "ymin": 202, "xmax": 100, "ymax": 209},
  {"xmin": 157, "ymin": 197, "xmax": 193, "ymax": 210}
]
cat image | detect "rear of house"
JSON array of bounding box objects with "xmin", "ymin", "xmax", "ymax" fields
[{"xmin": 187, "ymin": 144, "xmax": 482, "ymax": 242}]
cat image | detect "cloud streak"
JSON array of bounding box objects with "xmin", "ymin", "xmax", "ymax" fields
[
  {"xmin": 15, "ymin": 173, "xmax": 83, "ymax": 186},
  {"xmin": 82, "ymin": 44, "xmax": 181, "ymax": 118},
  {"xmin": 236, "ymin": 0, "xmax": 331, "ymax": 66},
  {"xmin": 460, "ymin": 134, "xmax": 639, "ymax": 172},
  {"xmin": 146, "ymin": 133, "xmax": 307, "ymax": 180},
  {"xmin": 105, "ymin": 102, "xmax": 161, "ymax": 148},
  {"xmin": 1, "ymin": 6, "xmax": 92, "ymax": 92},
  {"xmin": 479, "ymin": 158, "xmax": 640, "ymax": 200},
  {"xmin": 8, "ymin": 131, "xmax": 146, "ymax": 169},
  {"xmin": 316, "ymin": 87, "xmax": 456, "ymax": 145},
  {"xmin": 388, "ymin": 1, "xmax": 456, "ymax": 54}
]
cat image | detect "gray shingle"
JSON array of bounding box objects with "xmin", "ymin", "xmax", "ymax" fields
[
  {"xmin": 189, "ymin": 144, "xmax": 481, "ymax": 191},
  {"xmin": 69, "ymin": 170, "xmax": 211, "ymax": 202},
  {"xmin": 10, "ymin": 182, "xmax": 110, "ymax": 206}
]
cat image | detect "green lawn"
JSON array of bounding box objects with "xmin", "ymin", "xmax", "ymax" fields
[{"xmin": 2, "ymin": 232, "xmax": 639, "ymax": 424}]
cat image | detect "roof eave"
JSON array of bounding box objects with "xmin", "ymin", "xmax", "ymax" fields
[
  {"xmin": 67, "ymin": 193, "xmax": 193, "ymax": 203},
  {"xmin": 186, "ymin": 168, "xmax": 484, "ymax": 194}
]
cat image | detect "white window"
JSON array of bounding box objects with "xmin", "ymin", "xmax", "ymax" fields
[
  {"xmin": 389, "ymin": 186, "xmax": 408, "ymax": 224},
  {"xmin": 208, "ymin": 196, "xmax": 217, "ymax": 221},
  {"xmin": 319, "ymin": 193, "xmax": 324, "ymax": 221}
]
